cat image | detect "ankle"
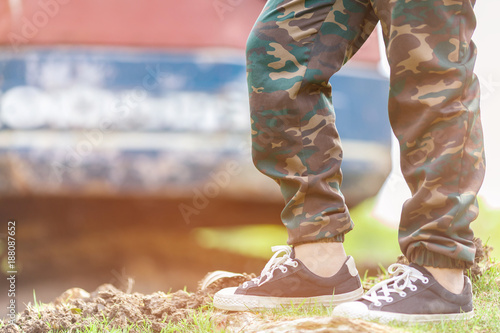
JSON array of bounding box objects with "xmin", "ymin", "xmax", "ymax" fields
[
  {"xmin": 424, "ymin": 266, "xmax": 464, "ymax": 294},
  {"xmin": 294, "ymin": 242, "xmax": 347, "ymax": 278}
]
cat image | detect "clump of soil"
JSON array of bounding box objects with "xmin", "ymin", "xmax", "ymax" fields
[
  {"xmin": 468, "ymin": 237, "xmax": 494, "ymax": 279},
  {"xmin": 0, "ymin": 273, "xmax": 255, "ymax": 333}
]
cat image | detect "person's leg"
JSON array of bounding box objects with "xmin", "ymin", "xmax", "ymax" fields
[
  {"xmin": 334, "ymin": 0, "xmax": 484, "ymax": 322},
  {"xmin": 379, "ymin": 0, "xmax": 484, "ymax": 286},
  {"xmin": 214, "ymin": 0, "xmax": 378, "ymax": 310},
  {"xmin": 379, "ymin": 0, "xmax": 484, "ymax": 296},
  {"xmin": 247, "ymin": 0, "xmax": 377, "ymax": 274}
]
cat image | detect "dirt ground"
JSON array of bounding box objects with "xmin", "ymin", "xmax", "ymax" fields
[{"xmin": 2, "ymin": 273, "xmax": 257, "ymax": 332}]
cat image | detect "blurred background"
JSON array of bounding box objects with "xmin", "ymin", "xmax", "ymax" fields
[{"xmin": 0, "ymin": 0, "xmax": 498, "ymax": 319}]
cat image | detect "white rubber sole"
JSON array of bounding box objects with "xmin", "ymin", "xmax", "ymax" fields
[
  {"xmin": 368, "ymin": 310, "xmax": 475, "ymax": 323},
  {"xmin": 333, "ymin": 301, "xmax": 474, "ymax": 323},
  {"xmin": 213, "ymin": 286, "xmax": 364, "ymax": 311}
]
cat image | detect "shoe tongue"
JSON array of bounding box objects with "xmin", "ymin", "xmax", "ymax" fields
[{"xmin": 290, "ymin": 247, "xmax": 296, "ymax": 259}]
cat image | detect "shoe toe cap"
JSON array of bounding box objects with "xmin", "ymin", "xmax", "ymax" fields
[
  {"xmin": 214, "ymin": 286, "xmax": 238, "ymax": 297},
  {"xmin": 333, "ymin": 301, "xmax": 369, "ymax": 318}
]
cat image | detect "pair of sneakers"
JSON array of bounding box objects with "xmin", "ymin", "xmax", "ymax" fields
[{"xmin": 213, "ymin": 246, "xmax": 474, "ymax": 323}]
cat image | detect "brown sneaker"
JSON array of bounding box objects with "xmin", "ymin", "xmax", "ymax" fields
[
  {"xmin": 213, "ymin": 245, "xmax": 363, "ymax": 311},
  {"xmin": 333, "ymin": 263, "xmax": 474, "ymax": 323}
]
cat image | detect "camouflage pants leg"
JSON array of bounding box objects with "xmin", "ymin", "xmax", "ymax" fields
[
  {"xmin": 247, "ymin": 0, "xmax": 485, "ymax": 268},
  {"xmin": 247, "ymin": 0, "xmax": 378, "ymax": 245},
  {"xmin": 377, "ymin": 0, "xmax": 485, "ymax": 269}
]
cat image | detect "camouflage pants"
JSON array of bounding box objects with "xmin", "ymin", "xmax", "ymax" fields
[{"xmin": 247, "ymin": 0, "xmax": 485, "ymax": 268}]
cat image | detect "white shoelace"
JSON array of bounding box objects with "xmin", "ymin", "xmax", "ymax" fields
[
  {"xmin": 242, "ymin": 245, "xmax": 298, "ymax": 288},
  {"xmin": 363, "ymin": 264, "xmax": 429, "ymax": 306}
]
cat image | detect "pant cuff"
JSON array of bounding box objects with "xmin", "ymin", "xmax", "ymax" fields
[{"xmin": 408, "ymin": 247, "xmax": 471, "ymax": 269}]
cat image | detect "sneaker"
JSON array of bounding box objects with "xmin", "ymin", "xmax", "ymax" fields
[
  {"xmin": 213, "ymin": 245, "xmax": 364, "ymax": 311},
  {"xmin": 332, "ymin": 263, "xmax": 474, "ymax": 323}
]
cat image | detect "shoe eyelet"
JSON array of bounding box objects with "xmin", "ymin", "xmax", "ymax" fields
[
  {"xmin": 375, "ymin": 302, "xmax": 382, "ymax": 307},
  {"xmin": 242, "ymin": 282, "xmax": 248, "ymax": 288},
  {"xmin": 399, "ymin": 292, "xmax": 407, "ymax": 297},
  {"xmin": 410, "ymin": 285, "xmax": 417, "ymax": 291},
  {"xmin": 292, "ymin": 261, "xmax": 299, "ymax": 268},
  {"xmin": 387, "ymin": 297, "xmax": 394, "ymax": 303},
  {"xmin": 422, "ymin": 278, "xmax": 429, "ymax": 284},
  {"xmin": 280, "ymin": 267, "xmax": 288, "ymax": 273}
]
